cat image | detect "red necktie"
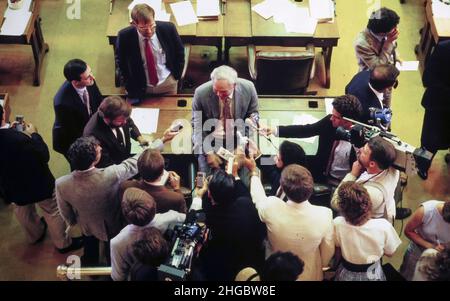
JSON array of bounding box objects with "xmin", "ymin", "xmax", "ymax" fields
[
  {"xmin": 222, "ymin": 98, "xmax": 232, "ymax": 138},
  {"xmin": 144, "ymin": 38, "xmax": 158, "ymax": 86}
]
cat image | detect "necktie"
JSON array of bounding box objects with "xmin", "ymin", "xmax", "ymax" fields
[
  {"xmin": 144, "ymin": 38, "xmax": 158, "ymax": 86},
  {"xmin": 222, "ymin": 97, "xmax": 233, "ymax": 139},
  {"xmin": 116, "ymin": 127, "xmax": 125, "ymax": 147},
  {"xmin": 82, "ymin": 90, "xmax": 91, "ymax": 116},
  {"xmin": 378, "ymin": 37, "xmax": 386, "ymax": 56},
  {"xmin": 325, "ymin": 140, "xmax": 340, "ymax": 177}
]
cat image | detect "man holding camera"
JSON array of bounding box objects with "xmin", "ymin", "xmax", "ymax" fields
[
  {"xmin": 0, "ymin": 105, "xmax": 82, "ymax": 253},
  {"xmin": 331, "ymin": 136, "xmax": 401, "ymax": 223}
]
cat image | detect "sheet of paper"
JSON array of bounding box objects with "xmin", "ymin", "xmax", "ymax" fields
[
  {"xmin": 251, "ymin": 0, "xmax": 275, "ymax": 20},
  {"xmin": 3, "ymin": 0, "xmax": 33, "ymax": 19},
  {"xmin": 272, "ymin": 0, "xmax": 297, "ymax": 24},
  {"xmin": 396, "ymin": 61, "xmax": 419, "ymax": 71},
  {"xmin": 309, "ymin": 0, "xmax": 334, "ymax": 22},
  {"xmin": 432, "ymin": 0, "xmax": 450, "ymax": 19},
  {"xmin": 170, "ymin": 1, "xmax": 198, "ymax": 26},
  {"xmin": 284, "ymin": 8, "xmax": 317, "ymax": 35},
  {"xmin": 325, "ymin": 98, "xmax": 334, "ymax": 115},
  {"xmin": 0, "ymin": 11, "xmax": 32, "ymax": 36},
  {"xmin": 130, "ymin": 108, "xmax": 159, "ymax": 134},
  {"xmin": 197, "ymin": 0, "xmax": 220, "ymax": 17},
  {"xmin": 156, "ymin": 10, "xmax": 171, "ymax": 22},
  {"xmin": 292, "ymin": 114, "xmax": 319, "ymax": 144}
]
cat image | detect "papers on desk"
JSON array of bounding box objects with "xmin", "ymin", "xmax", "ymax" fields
[
  {"xmin": 324, "ymin": 98, "xmax": 334, "ymax": 115},
  {"xmin": 0, "ymin": 0, "xmax": 33, "ymax": 36},
  {"xmin": 252, "ymin": 0, "xmax": 317, "ymax": 35},
  {"xmin": 309, "ymin": 0, "xmax": 335, "ymax": 23},
  {"xmin": 197, "ymin": 0, "xmax": 220, "ymax": 20},
  {"xmin": 432, "ymin": 0, "xmax": 450, "ymax": 19},
  {"xmin": 396, "ymin": 61, "xmax": 419, "ymax": 72},
  {"xmin": 128, "ymin": 0, "xmax": 171, "ymax": 22},
  {"xmin": 131, "ymin": 108, "xmax": 160, "ymax": 134},
  {"xmin": 170, "ymin": 1, "xmax": 199, "ymax": 26},
  {"xmin": 292, "ymin": 114, "xmax": 319, "ymax": 144}
]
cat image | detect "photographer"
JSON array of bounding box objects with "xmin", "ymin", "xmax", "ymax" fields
[
  {"xmin": 0, "ymin": 105, "xmax": 82, "ymax": 253},
  {"xmin": 193, "ymin": 169, "xmax": 266, "ymax": 281},
  {"xmin": 331, "ymin": 136, "xmax": 401, "ymax": 223}
]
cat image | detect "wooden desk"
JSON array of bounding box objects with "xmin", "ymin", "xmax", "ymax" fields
[
  {"xmin": 0, "ymin": 0, "xmax": 49, "ymax": 86},
  {"xmin": 0, "ymin": 92, "xmax": 10, "ymax": 122},
  {"xmin": 416, "ymin": 0, "xmax": 450, "ymax": 73},
  {"xmin": 224, "ymin": 0, "xmax": 340, "ymax": 88},
  {"xmin": 130, "ymin": 94, "xmax": 329, "ymax": 156}
]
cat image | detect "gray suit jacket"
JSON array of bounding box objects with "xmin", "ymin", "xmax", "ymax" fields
[
  {"xmin": 354, "ymin": 29, "xmax": 397, "ymax": 71},
  {"xmin": 191, "ymin": 78, "xmax": 259, "ymax": 153},
  {"xmin": 55, "ymin": 154, "xmax": 139, "ymax": 241}
]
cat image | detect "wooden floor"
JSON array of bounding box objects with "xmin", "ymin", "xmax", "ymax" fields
[{"xmin": 0, "ymin": 0, "xmax": 449, "ymax": 280}]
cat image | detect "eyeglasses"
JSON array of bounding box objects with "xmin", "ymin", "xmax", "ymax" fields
[{"xmin": 134, "ymin": 22, "xmax": 157, "ymax": 31}]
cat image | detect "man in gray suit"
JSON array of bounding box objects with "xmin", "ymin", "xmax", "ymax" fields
[
  {"xmin": 56, "ymin": 132, "xmax": 176, "ymax": 266},
  {"xmin": 192, "ymin": 65, "xmax": 259, "ymax": 172}
]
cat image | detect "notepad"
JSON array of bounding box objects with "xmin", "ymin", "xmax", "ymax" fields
[
  {"xmin": 170, "ymin": 1, "xmax": 198, "ymax": 26},
  {"xmin": 131, "ymin": 108, "xmax": 159, "ymax": 134},
  {"xmin": 309, "ymin": 0, "xmax": 335, "ymax": 23},
  {"xmin": 197, "ymin": 0, "xmax": 220, "ymax": 18}
]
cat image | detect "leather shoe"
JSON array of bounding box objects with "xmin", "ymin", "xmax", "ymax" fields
[
  {"xmin": 57, "ymin": 237, "xmax": 84, "ymax": 254},
  {"xmin": 417, "ymin": 169, "xmax": 428, "ymax": 180},
  {"xmin": 395, "ymin": 207, "xmax": 412, "ymax": 220},
  {"xmin": 33, "ymin": 217, "xmax": 47, "ymax": 244}
]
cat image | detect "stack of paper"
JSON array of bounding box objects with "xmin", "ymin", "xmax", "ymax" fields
[
  {"xmin": 197, "ymin": 0, "xmax": 220, "ymax": 20},
  {"xmin": 170, "ymin": 1, "xmax": 199, "ymax": 26},
  {"xmin": 0, "ymin": 0, "xmax": 33, "ymax": 36},
  {"xmin": 309, "ymin": 0, "xmax": 335, "ymax": 23},
  {"xmin": 128, "ymin": 0, "xmax": 171, "ymax": 22}
]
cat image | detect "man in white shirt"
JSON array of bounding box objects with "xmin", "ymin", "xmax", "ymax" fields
[{"xmin": 331, "ymin": 136, "xmax": 400, "ymax": 223}]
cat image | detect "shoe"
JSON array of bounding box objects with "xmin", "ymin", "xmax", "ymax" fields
[
  {"xmin": 395, "ymin": 207, "xmax": 412, "ymax": 220},
  {"xmin": 33, "ymin": 217, "xmax": 47, "ymax": 244},
  {"xmin": 417, "ymin": 169, "xmax": 428, "ymax": 180},
  {"xmin": 57, "ymin": 237, "xmax": 84, "ymax": 254}
]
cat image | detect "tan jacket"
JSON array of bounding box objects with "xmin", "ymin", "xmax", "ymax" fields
[{"xmin": 354, "ymin": 29, "xmax": 398, "ymax": 71}]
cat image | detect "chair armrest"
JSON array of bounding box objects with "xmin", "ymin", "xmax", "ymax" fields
[{"xmin": 247, "ymin": 44, "xmax": 257, "ymax": 80}]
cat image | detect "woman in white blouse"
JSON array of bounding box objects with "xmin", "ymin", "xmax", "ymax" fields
[
  {"xmin": 333, "ymin": 182, "xmax": 401, "ymax": 281},
  {"xmin": 400, "ymin": 200, "xmax": 450, "ymax": 280}
]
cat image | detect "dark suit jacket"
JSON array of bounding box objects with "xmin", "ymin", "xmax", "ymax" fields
[
  {"xmin": 53, "ymin": 81, "xmax": 103, "ymax": 156},
  {"xmin": 119, "ymin": 180, "xmax": 187, "ymax": 214},
  {"xmin": 278, "ymin": 116, "xmax": 356, "ymax": 183},
  {"xmin": 83, "ymin": 112, "xmax": 141, "ymax": 168},
  {"xmin": 115, "ymin": 22, "xmax": 185, "ymax": 98},
  {"xmin": 345, "ymin": 70, "xmax": 382, "ymax": 123},
  {"xmin": 200, "ymin": 180, "xmax": 266, "ymax": 281},
  {"xmin": 0, "ymin": 129, "xmax": 55, "ymax": 205}
]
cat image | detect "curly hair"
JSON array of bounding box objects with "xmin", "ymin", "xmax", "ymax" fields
[
  {"xmin": 98, "ymin": 96, "xmax": 131, "ymax": 120},
  {"xmin": 132, "ymin": 227, "xmax": 169, "ymax": 267},
  {"xmin": 332, "ymin": 94, "xmax": 363, "ymax": 121},
  {"xmin": 121, "ymin": 188, "xmax": 156, "ymax": 226},
  {"xmin": 338, "ymin": 181, "xmax": 372, "ymax": 226},
  {"xmin": 419, "ymin": 246, "xmax": 450, "ymax": 281},
  {"xmin": 367, "ymin": 7, "xmax": 400, "ymax": 34},
  {"xmin": 67, "ymin": 136, "xmax": 100, "ymax": 171}
]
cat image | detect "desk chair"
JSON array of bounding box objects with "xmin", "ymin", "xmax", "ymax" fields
[
  {"xmin": 247, "ymin": 44, "xmax": 316, "ymax": 95},
  {"xmin": 115, "ymin": 44, "xmax": 191, "ymax": 94}
]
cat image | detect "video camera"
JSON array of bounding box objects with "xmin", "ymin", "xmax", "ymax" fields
[
  {"xmin": 158, "ymin": 211, "xmax": 207, "ymax": 281},
  {"xmin": 336, "ymin": 118, "xmax": 433, "ymax": 175},
  {"xmin": 368, "ymin": 107, "xmax": 392, "ymax": 131}
]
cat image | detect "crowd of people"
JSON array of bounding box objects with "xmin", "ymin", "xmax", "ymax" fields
[{"xmin": 0, "ymin": 4, "xmax": 449, "ymax": 281}]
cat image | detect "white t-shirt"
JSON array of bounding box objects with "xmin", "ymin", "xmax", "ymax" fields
[{"xmin": 333, "ymin": 216, "xmax": 401, "ymax": 264}]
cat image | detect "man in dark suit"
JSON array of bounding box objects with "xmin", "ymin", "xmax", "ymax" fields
[
  {"xmin": 53, "ymin": 59, "xmax": 103, "ymax": 158},
  {"xmin": 0, "ymin": 105, "xmax": 82, "ymax": 253},
  {"xmin": 345, "ymin": 64, "xmax": 399, "ymax": 124},
  {"xmin": 417, "ymin": 40, "xmax": 450, "ymax": 179},
  {"xmin": 116, "ymin": 4, "xmax": 185, "ymax": 101},
  {"xmin": 262, "ymin": 95, "xmax": 362, "ymax": 184}
]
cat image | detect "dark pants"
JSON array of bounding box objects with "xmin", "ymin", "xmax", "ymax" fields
[{"xmin": 81, "ymin": 235, "xmax": 110, "ymax": 267}]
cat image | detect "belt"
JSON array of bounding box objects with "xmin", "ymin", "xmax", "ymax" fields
[{"xmin": 341, "ymin": 258, "xmax": 378, "ymax": 273}]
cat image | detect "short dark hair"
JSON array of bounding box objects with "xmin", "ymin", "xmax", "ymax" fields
[
  {"xmin": 338, "ymin": 182, "xmax": 372, "ymax": 226},
  {"xmin": 138, "ymin": 150, "xmax": 165, "ymax": 182},
  {"xmin": 208, "ymin": 169, "xmax": 235, "ymax": 205},
  {"xmin": 98, "ymin": 96, "xmax": 131, "ymax": 120},
  {"xmin": 280, "ymin": 165, "xmax": 314, "ymax": 203},
  {"xmin": 367, "ymin": 7, "xmax": 400, "ymax": 34},
  {"xmin": 63, "ymin": 59, "xmax": 87, "ymax": 82},
  {"xmin": 332, "ymin": 94, "xmax": 363, "ymax": 121},
  {"xmin": 279, "ymin": 141, "xmax": 306, "ymax": 168},
  {"xmin": 131, "ymin": 4, "xmax": 155, "ymax": 23},
  {"xmin": 367, "ymin": 136, "xmax": 396, "ymax": 170},
  {"xmin": 369, "ymin": 64, "xmax": 400, "ymax": 91},
  {"xmin": 443, "ymin": 202, "xmax": 450, "ymax": 223},
  {"xmin": 132, "ymin": 227, "xmax": 169, "ymax": 267},
  {"xmin": 67, "ymin": 136, "xmax": 100, "ymax": 171},
  {"xmin": 122, "ymin": 188, "xmax": 156, "ymax": 226},
  {"xmin": 260, "ymin": 252, "xmax": 304, "ymax": 281}
]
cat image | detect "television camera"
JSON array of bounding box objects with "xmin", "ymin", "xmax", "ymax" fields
[{"xmin": 336, "ymin": 117, "xmax": 433, "ymax": 175}]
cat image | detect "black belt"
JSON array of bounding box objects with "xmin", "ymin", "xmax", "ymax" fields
[{"xmin": 341, "ymin": 258, "xmax": 377, "ymax": 273}]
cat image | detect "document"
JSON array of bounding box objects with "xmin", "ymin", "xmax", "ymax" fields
[
  {"xmin": 170, "ymin": 1, "xmax": 199, "ymax": 26},
  {"xmin": 309, "ymin": 0, "xmax": 335, "ymax": 23},
  {"xmin": 0, "ymin": 11, "xmax": 32, "ymax": 36},
  {"xmin": 292, "ymin": 114, "xmax": 319, "ymax": 144},
  {"xmin": 396, "ymin": 61, "xmax": 419, "ymax": 72},
  {"xmin": 131, "ymin": 108, "xmax": 160, "ymax": 134},
  {"xmin": 197, "ymin": 0, "xmax": 220, "ymax": 18},
  {"xmin": 251, "ymin": 0, "xmax": 275, "ymax": 20},
  {"xmin": 432, "ymin": 0, "xmax": 450, "ymax": 19},
  {"xmin": 284, "ymin": 7, "xmax": 317, "ymax": 35}
]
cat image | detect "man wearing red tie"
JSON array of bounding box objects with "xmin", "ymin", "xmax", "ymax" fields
[{"xmin": 116, "ymin": 4, "xmax": 185, "ymax": 102}]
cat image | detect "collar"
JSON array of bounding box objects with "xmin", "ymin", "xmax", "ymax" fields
[
  {"xmin": 0, "ymin": 123, "xmax": 10, "ymax": 129},
  {"xmin": 137, "ymin": 30, "xmax": 157, "ymax": 43},
  {"xmin": 369, "ymin": 30, "xmax": 385, "ymax": 42},
  {"xmin": 72, "ymin": 85, "xmax": 87, "ymax": 94},
  {"xmin": 73, "ymin": 166, "xmax": 97, "ymax": 176},
  {"xmin": 368, "ymin": 83, "xmax": 384, "ymax": 104}
]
